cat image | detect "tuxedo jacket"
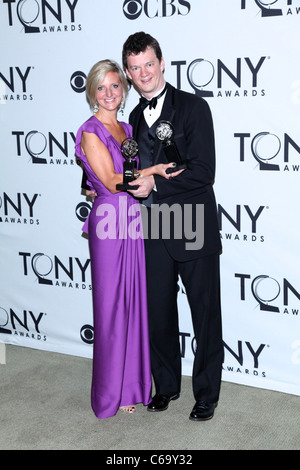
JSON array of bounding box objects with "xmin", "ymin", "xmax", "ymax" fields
[{"xmin": 129, "ymin": 83, "xmax": 222, "ymax": 262}]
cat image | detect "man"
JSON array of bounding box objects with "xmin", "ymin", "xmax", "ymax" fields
[{"xmin": 123, "ymin": 32, "xmax": 223, "ymax": 421}]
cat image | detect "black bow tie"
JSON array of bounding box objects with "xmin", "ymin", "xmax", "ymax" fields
[{"xmin": 139, "ymin": 85, "xmax": 167, "ymax": 111}]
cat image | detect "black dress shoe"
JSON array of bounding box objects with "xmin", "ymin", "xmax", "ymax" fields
[
  {"xmin": 147, "ymin": 393, "xmax": 180, "ymax": 412},
  {"xmin": 189, "ymin": 401, "xmax": 218, "ymax": 421}
]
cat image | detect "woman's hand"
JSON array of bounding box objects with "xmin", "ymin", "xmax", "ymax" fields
[
  {"xmin": 154, "ymin": 162, "xmax": 186, "ymax": 179},
  {"xmin": 128, "ymin": 162, "xmax": 186, "ymax": 198}
]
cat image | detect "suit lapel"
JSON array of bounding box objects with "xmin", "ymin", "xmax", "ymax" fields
[{"xmin": 131, "ymin": 106, "xmax": 143, "ymax": 140}]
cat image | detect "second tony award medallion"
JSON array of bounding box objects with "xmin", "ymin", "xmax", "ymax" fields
[{"xmin": 156, "ymin": 120, "xmax": 187, "ymax": 174}]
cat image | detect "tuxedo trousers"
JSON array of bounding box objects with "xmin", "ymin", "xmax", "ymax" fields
[{"xmin": 143, "ymin": 223, "xmax": 223, "ymax": 403}]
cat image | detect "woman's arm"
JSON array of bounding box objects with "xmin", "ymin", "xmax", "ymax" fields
[
  {"xmin": 81, "ymin": 131, "xmax": 184, "ymax": 195},
  {"xmin": 81, "ymin": 131, "xmax": 123, "ymax": 194},
  {"xmin": 136, "ymin": 163, "xmax": 185, "ymax": 179},
  {"xmin": 128, "ymin": 163, "xmax": 185, "ymax": 198}
]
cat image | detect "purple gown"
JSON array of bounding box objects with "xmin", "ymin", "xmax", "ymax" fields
[{"xmin": 75, "ymin": 116, "xmax": 152, "ymax": 419}]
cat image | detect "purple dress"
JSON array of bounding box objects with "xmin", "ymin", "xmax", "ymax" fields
[{"xmin": 75, "ymin": 116, "xmax": 152, "ymax": 419}]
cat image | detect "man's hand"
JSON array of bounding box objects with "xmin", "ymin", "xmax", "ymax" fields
[{"xmin": 127, "ymin": 175, "xmax": 155, "ymax": 198}]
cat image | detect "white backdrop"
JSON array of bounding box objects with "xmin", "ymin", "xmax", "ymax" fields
[{"xmin": 0, "ymin": 0, "xmax": 299, "ymax": 396}]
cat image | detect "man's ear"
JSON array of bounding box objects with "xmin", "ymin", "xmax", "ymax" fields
[{"xmin": 125, "ymin": 69, "xmax": 132, "ymax": 81}]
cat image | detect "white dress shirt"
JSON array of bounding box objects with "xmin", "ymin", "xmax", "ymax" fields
[{"xmin": 142, "ymin": 84, "xmax": 167, "ymax": 128}]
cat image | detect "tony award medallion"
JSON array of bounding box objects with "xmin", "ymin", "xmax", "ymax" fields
[
  {"xmin": 116, "ymin": 137, "xmax": 139, "ymax": 191},
  {"xmin": 156, "ymin": 121, "xmax": 187, "ymax": 174}
]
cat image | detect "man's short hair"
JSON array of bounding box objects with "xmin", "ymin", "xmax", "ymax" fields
[{"xmin": 122, "ymin": 32, "xmax": 162, "ymax": 71}]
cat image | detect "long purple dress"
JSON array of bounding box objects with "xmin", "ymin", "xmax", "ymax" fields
[{"xmin": 75, "ymin": 116, "xmax": 152, "ymax": 419}]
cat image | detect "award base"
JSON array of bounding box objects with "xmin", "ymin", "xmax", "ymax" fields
[
  {"xmin": 116, "ymin": 183, "xmax": 139, "ymax": 191},
  {"xmin": 165, "ymin": 162, "xmax": 187, "ymax": 174},
  {"xmin": 116, "ymin": 155, "xmax": 139, "ymax": 191}
]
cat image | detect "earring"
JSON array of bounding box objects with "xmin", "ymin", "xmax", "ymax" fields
[
  {"xmin": 93, "ymin": 101, "xmax": 99, "ymax": 114},
  {"xmin": 119, "ymin": 100, "xmax": 124, "ymax": 116}
]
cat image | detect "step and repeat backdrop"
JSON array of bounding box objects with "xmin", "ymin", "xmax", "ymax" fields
[{"xmin": 0, "ymin": 0, "xmax": 299, "ymax": 395}]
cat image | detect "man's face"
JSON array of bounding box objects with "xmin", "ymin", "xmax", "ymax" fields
[{"xmin": 125, "ymin": 46, "xmax": 165, "ymax": 99}]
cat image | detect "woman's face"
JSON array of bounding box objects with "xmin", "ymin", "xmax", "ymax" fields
[{"xmin": 95, "ymin": 71, "xmax": 123, "ymax": 112}]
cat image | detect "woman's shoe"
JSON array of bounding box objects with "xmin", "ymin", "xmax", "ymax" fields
[{"xmin": 119, "ymin": 405, "xmax": 136, "ymax": 413}]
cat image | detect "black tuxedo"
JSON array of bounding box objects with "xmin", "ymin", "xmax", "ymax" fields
[
  {"xmin": 130, "ymin": 83, "xmax": 221, "ymax": 260},
  {"xmin": 130, "ymin": 83, "xmax": 223, "ymax": 403}
]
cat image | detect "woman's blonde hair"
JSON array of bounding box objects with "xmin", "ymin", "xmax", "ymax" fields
[{"xmin": 85, "ymin": 59, "xmax": 129, "ymax": 112}]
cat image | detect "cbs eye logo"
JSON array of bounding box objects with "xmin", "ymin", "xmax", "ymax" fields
[
  {"xmin": 80, "ymin": 324, "xmax": 94, "ymax": 344},
  {"xmin": 75, "ymin": 202, "xmax": 91, "ymax": 222},
  {"xmin": 123, "ymin": 0, "xmax": 143, "ymax": 19},
  {"xmin": 70, "ymin": 71, "xmax": 86, "ymax": 93}
]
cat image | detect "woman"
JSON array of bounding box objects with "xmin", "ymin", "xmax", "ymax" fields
[{"xmin": 75, "ymin": 60, "xmax": 181, "ymax": 419}]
